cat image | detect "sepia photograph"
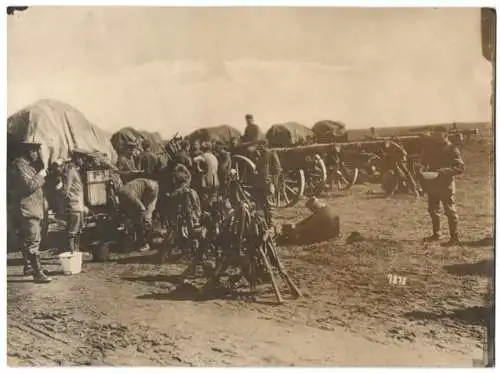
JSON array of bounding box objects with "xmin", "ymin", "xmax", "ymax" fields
[{"xmin": 5, "ymin": 5, "xmax": 495, "ymax": 367}]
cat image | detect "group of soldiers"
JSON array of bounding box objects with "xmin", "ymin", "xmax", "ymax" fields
[
  {"xmin": 362, "ymin": 126, "xmax": 465, "ymax": 245},
  {"xmin": 7, "ymin": 114, "xmax": 465, "ymax": 284},
  {"xmin": 8, "ymin": 113, "xmax": 282, "ymax": 284}
]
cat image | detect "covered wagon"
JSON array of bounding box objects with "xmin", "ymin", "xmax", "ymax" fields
[
  {"xmin": 312, "ymin": 120, "xmax": 348, "ymax": 143},
  {"xmin": 7, "ymin": 99, "xmax": 124, "ymax": 261},
  {"xmin": 7, "ymin": 99, "xmax": 117, "ymax": 167},
  {"xmin": 266, "ymin": 122, "xmax": 315, "ymax": 148},
  {"xmin": 187, "ymin": 125, "xmax": 241, "ymax": 145},
  {"xmin": 111, "ymin": 127, "xmax": 166, "ymax": 155}
]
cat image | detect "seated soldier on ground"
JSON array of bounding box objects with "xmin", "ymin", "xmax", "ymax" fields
[{"xmin": 279, "ymin": 197, "xmax": 340, "ymax": 245}]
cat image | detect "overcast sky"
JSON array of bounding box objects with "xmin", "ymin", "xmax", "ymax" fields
[{"xmin": 7, "ymin": 7, "xmax": 492, "ymax": 137}]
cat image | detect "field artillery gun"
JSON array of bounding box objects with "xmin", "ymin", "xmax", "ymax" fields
[
  {"xmin": 230, "ymin": 121, "xmax": 351, "ymax": 209},
  {"xmin": 229, "ymin": 125, "xmax": 475, "ymax": 208}
]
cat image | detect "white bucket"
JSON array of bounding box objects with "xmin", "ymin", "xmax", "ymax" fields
[{"xmin": 59, "ymin": 251, "xmax": 83, "ymax": 275}]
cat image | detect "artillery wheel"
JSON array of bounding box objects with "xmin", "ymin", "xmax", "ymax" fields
[
  {"xmin": 268, "ymin": 169, "xmax": 306, "ymax": 208},
  {"xmin": 304, "ymin": 154, "xmax": 328, "ymax": 197},
  {"xmin": 231, "ymin": 154, "xmax": 256, "ymax": 188},
  {"xmin": 330, "ymin": 167, "xmax": 359, "ymax": 192}
]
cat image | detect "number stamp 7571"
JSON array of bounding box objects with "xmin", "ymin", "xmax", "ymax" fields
[{"xmin": 387, "ymin": 274, "xmax": 407, "ymax": 285}]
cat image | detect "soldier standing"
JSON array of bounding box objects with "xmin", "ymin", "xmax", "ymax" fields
[
  {"xmin": 61, "ymin": 151, "xmax": 86, "ymax": 253},
  {"xmin": 214, "ymin": 142, "xmax": 231, "ymax": 196},
  {"xmin": 138, "ymin": 139, "xmax": 161, "ymax": 174},
  {"xmin": 9, "ymin": 141, "xmax": 51, "ymax": 283},
  {"xmin": 193, "ymin": 141, "xmax": 220, "ymax": 210},
  {"xmin": 190, "ymin": 139, "xmax": 203, "ymax": 159},
  {"xmin": 420, "ymin": 127, "xmax": 465, "ymax": 245},
  {"xmin": 117, "ymin": 140, "xmax": 139, "ymax": 172}
]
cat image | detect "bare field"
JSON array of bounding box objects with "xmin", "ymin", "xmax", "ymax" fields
[
  {"xmin": 347, "ymin": 121, "xmax": 491, "ymax": 140},
  {"xmin": 6, "ymin": 134, "xmax": 494, "ymax": 367}
]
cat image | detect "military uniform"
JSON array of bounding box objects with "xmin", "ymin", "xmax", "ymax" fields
[
  {"xmin": 241, "ymin": 114, "xmax": 266, "ymax": 149},
  {"xmin": 139, "ymin": 150, "xmax": 161, "ymax": 174},
  {"xmin": 216, "ymin": 148, "xmax": 231, "ymax": 195},
  {"xmin": 61, "ymin": 161, "xmax": 85, "ymax": 252},
  {"xmin": 118, "ymin": 178, "xmax": 159, "ymax": 250},
  {"xmin": 420, "ymin": 139, "xmax": 465, "ymax": 243},
  {"xmin": 117, "ymin": 155, "xmax": 138, "ymax": 172},
  {"xmin": 293, "ymin": 205, "xmax": 340, "ymax": 245},
  {"xmin": 193, "ymin": 151, "xmax": 220, "ymax": 210},
  {"xmin": 10, "ymin": 150, "xmax": 51, "ymax": 282},
  {"xmin": 242, "ymin": 123, "xmax": 265, "ymax": 144},
  {"xmin": 383, "ymin": 140, "xmax": 419, "ymax": 197}
]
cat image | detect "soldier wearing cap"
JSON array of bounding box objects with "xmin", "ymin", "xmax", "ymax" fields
[
  {"xmin": 117, "ymin": 140, "xmax": 139, "ymax": 172},
  {"xmin": 253, "ymin": 139, "xmax": 282, "ymax": 226},
  {"xmin": 138, "ymin": 139, "xmax": 161, "ymax": 174},
  {"xmin": 9, "ymin": 141, "xmax": 51, "ymax": 282},
  {"xmin": 190, "ymin": 139, "xmax": 203, "ymax": 159},
  {"xmin": 420, "ymin": 126, "xmax": 465, "ymax": 245},
  {"xmin": 241, "ymin": 114, "xmax": 266, "ymax": 147},
  {"xmin": 172, "ymin": 139, "xmax": 193, "ymax": 171}
]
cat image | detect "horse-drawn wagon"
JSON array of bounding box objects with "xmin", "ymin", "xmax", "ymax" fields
[
  {"xmin": 230, "ymin": 121, "xmax": 358, "ymax": 208},
  {"xmin": 7, "ymin": 99, "xmax": 130, "ymax": 262}
]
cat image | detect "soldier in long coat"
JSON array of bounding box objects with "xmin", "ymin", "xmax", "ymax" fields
[{"xmin": 9, "ymin": 141, "xmax": 51, "ymax": 282}]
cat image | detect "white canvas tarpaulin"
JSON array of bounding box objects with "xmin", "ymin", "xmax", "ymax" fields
[{"xmin": 7, "ymin": 99, "xmax": 117, "ymax": 167}]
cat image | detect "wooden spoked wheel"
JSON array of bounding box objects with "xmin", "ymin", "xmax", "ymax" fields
[
  {"xmin": 268, "ymin": 169, "xmax": 306, "ymax": 208},
  {"xmin": 231, "ymin": 154, "xmax": 257, "ymax": 191},
  {"xmin": 330, "ymin": 166, "xmax": 359, "ymax": 192},
  {"xmin": 304, "ymin": 154, "xmax": 328, "ymax": 197}
]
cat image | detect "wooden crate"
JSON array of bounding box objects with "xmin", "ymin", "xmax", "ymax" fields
[{"xmin": 85, "ymin": 170, "xmax": 112, "ymax": 207}]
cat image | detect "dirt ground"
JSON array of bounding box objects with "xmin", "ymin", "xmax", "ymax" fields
[{"xmin": 6, "ymin": 133, "xmax": 494, "ymax": 367}]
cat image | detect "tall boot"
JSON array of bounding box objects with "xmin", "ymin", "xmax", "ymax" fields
[
  {"xmin": 74, "ymin": 234, "xmax": 81, "ymax": 252},
  {"xmin": 29, "ymin": 253, "xmax": 52, "ymax": 283},
  {"xmin": 68, "ymin": 236, "xmax": 77, "ymax": 253},
  {"xmin": 21, "ymin": 250, "xmax": 34, "ymax": 276},
  {"xmin": 442, "ymin": 217, "xmax": 460, "ymax": 246},
  {"xmin": 424, "ymin": 216, "xmax": 441, "ymax": 242}
]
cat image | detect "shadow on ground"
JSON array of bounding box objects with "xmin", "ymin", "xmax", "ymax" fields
[
  {"xmin": 116, "ymin": 251, "xmax": 186, "ymax": 265},
  {"xmin": 443, "ymin": 259, "xmax": 494, "ymax": 278},
  {"xmin": 461, "ymin": 236, "xmax": 494, "ymax": 248},
  {"xmin": 121, "ymin": 274, "xmax": 185, "ymax": 286},
  {"xmin": 136, "ymin": 282, "xmax": 278, "ymax": 305},
  {"xmin": 404, "ymin": 306, "xmax": 493, "ymax": 326}
]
